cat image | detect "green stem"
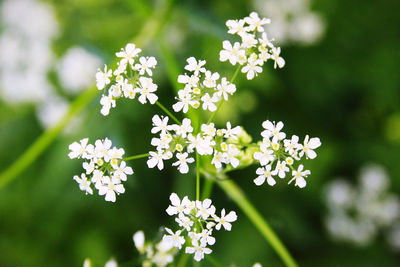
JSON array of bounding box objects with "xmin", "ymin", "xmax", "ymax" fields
[
  {"xmin": 122, "ymin": 153, "xmax": 149, "ymax": 161},
  {"xmin": 196, "ymin": 152, "xmax": 200, "ymax": 201},
  {"xmin": 206, "ymin": 65, "xmax": 241, "ymax": 124},
  {"xmin": 0, "ymin": 0, "xmax": 175, "ymax": 190},
  {"xmin": 205, "ymin": 255, "xmax": 225, "ymax": 267},
  {"xmin": 201, "ymin": 177, "xmax": 214, "ymax": 200},
  {"xmin": 215, "ymin": 176, "xmax": 298, "ymax": 267},
  {"xmin": 155, "ymin": 101, "xmax": 181, "ymax": 125},
  {"xmin": 176, "ymin": 252, "xmax": 189, "ymax": 267},
  {"xmin": 0, "ymin": 86, "xmax": 98, "ymax": 189}
]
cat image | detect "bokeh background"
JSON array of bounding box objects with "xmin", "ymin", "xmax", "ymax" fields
[{"xmin": 1, "ymin": 0, "xmax": 400, "ymax": 266}]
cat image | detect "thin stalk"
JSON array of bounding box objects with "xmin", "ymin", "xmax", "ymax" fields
[
  {"xmin": 215, "ymin": 176, "xmax": 298, "ymax": 267},
  {"xmin": 201, "ymin": 177, "xmax": 214, "ymax": 200},
  {"xmin": 0, "ymin": 0, "xmax": 175, "ymax": 189},
  {"xmin": 155, "ymin": 101, "xmax": 181, "ymax": 125},
  {"xmin": 122, "ymin": 153, "xmax": 149, "ymax": 161},
  {"xmin": 205, "ymin": 255, "xmax": 225, "ymax": 267},
  {"xmin": 196, "ymin": 152, "xmax": 200, "ymax": 201},
  {"xmin": 176, "ymin": 252, "xmax": 189, "ymax": 267},
  {"xmin": 206, "ymin": 65, "xmax": 241, "ymax": 124},
  {"xmin": 0, "ymin": 86, "xmax": 98, "ymax": 189}
]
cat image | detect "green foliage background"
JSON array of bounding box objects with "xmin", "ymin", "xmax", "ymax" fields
[{"xmin": 1, "ymin": 0, "xmax": 400, "ymax": 266}]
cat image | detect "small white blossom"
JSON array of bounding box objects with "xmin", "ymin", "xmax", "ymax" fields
[
  {"xmin": 214, "ymin": 209, "xmax": 237, "ymax": 231},
  {"xmin": 185, "ymin": 57, "xmax": 206, "ymax": 75},
  {"xmin": 73, "ymin": 174, "xmax": 93, "ymax": 195},
  {"xmin": 116, "ymin": 43, "xmax": 141, "ymax": 65},
  {"xmin": 96, "ymin": 65, "xmax": 112, "ymax": 90}
]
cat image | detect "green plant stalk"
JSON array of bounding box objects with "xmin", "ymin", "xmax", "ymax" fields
[
  {"xmin": 215, "ymin": 176, "xmax": 298, "ymax": 267},
  {"xmin": 122, "ymin": 153, "xmax": 149, "ymax": 161},
  {"xmin": 196, "ymin": 152, "xmax": 200, "ymax": 201},
  {"xmin": 155, "ymin": 101, "xmax": 181, "ymax": 124},
  {"xmin": 0, "ymin": 0, "xmax": 176, "ymax": 189},
  {"xmin": 0, "ymin": 86, "xmax": 97, "ymax": 189}
]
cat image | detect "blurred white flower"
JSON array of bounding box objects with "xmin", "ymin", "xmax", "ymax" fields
[
  {"xmin": 57, "ymin": 46, "xmax": 102, "ymax": 94},
  {"xmin": 254, "ymin": 0, "xmax": 325, "ymax": 45}
]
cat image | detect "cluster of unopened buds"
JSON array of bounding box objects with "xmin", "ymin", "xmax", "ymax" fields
[
  {"xmin": 253, "ymin": 120, "xmax": 321, "ymax": 188},
  {"xmin": 162, "ymin": 193, "xmax": 237, "ymax": 262},
  {"xmin": 220, "ymin": 12, "xmax": 285, "ymax": 80},
  {"xmin": 95, "ymin": 43, "xmax": 158, "ymax": 115},
  {"xmin": 68, "ymin": 138, "xmax": 133, "ymax": 202},
  {"xmin": 173, "ymin": 57, "xmax": 236, "ymax": 113},
  {"xmin": 148, "ymin": 115, "xmax": 244, "ymax": 173}
]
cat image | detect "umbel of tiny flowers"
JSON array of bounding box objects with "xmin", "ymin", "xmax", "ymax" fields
[
  {"xmin": 147, "ymin": 114, "xmax": 245, "ymax": 173},
  {"xmin": 68, "ymin": 138, "xmax": 133, "ymax": 202},
  {"xmin": 162, "ymin": 193, "xmax": 237, "ymax": 262},
  {"xmin": 95, "ymin": 43, "xmax": 158, "ymax": 116},
  {"xmin": 253, "ymin": 120, "xmax": 321, "ymax": 188},
  {"xmin": 219, "ymin": 12, "xmax": 285, "ymax": 80},
  {"xmin": 172, "ymin": 57, "xmax": 237, "ymax": 114},
  {"xmin": 133, "ymin": 230, "xmax": 177, "ymax": 267}
]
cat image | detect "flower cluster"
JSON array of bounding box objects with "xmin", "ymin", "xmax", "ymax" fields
[
  {"xmin": 220, "ymin": 12, "xmax": 285, "ymax": 79},
  {"xmin": 68, "ymin": 138, "xmax": 133, "ymax": 202},
  {"xmin": 173, "ymin": 57, "xmax": 237, "ymax": 114},
  {"xmin": 162, "ymin": 193, "xmax": 237, "ymax": 262},
  {"xmin": 253, "ymin": 120, "xmax": 321, "ymax": 188},
  {"xmin": 95, "ymin": 43, "xmax": 158, "ymax": 116},
  {"xmin": 325, "ymin": 164, "xmax": 400, "ymax": 248},
  {"xmin": 133, "ymin": 230, "xmax": 177, "ymax": 267},
  {"xmin": 147, "ymin": 115, "xmax": 244, "ymax": 173}
]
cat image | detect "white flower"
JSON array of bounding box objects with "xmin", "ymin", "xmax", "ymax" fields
[
  {"xmin": 185, "ymin": 57, "xmax": 206, "ymax": 75},
  {"xmin": 113, "ymin": 161, "xmax": 133, "ymax": 182},
  {"xmin": 135, "ymin": 77, "xmax": 158, "ymax": 104},
  {"xmin": 116, "ymin": 43, "xmax": 141, "ymax": 65},
  {"xmin": 68, "ymin": 138, "xmax": 92, "ymax": 159},
  {"xmin": 175, "ymin": 213, "xmax": 194, "ymax": 231},
  {"xmin": 178, "ymin": 74, "xmax": 199, "ymax": 88},
  {"xmin": 188, "ymin": 134, "xmax": 214, "ymax": 155},
  {"xmin": 216, "ymin": 78, "xmax": 236, "ymax": 100},
  {"xmin": 254, "ymin": 165, "xmax": 276, "ymax": 186},
  {"xmin": 172, "ymin": 152, "xmax": 194, "ymax": 174},
  {"xmin": 173, "ymin": 90, "xmax": 194, "ymax": 113},
  {"xmin": 104, "ymin": 258, "xmax": 118, "ymax": 267},
  {"xmin": 163, "ymin": 228, "xmax": 185, "ymax": 249},
  {"xmin": 196, "ymin": 199, "xmax": 216, "ymax": 220},
  {"xmin": 222, "ymin": 122, "xmax": 242, "ymax": 140},
  {"xmin": 244, "ymin": 12, "xmax": 271, "ymax": 32},
  {"xmin": 133, "ymin": 231, "xmax": 146, "ymax": 253},
  {"xmin": 201, "ymin": 93, "xmax": 219, "ymax": 112},
  {"xmin": 261, "ymin": 120, "xmax": 286, "ymax": 140},
  {"xmin": 147, "ymin": 150, "xmax": 172, "ymax": 170},
  {"xmin": 100, "ymin": 94, "xmax": 116, "ymax": 116},
  {"xmin": 271, "ymin": 47, "xmax": 285, "ymax": 69},
  {"xmin": 94, "ymin": 138, "xmax": 113, "ymax": 162},
  {"xmin": 134, "ymin": 56, "xmax": 157, "ymax": 76},
  {"xmin": 289, "ymin": 164, "xmax": 310, "ymax": 188},
  {"xmin": 299, "ymin": 135, "xmax": 321, "ymax": 159},
  {"xmin": 201, "ymin": 123, "xmax": 216, "ymax": 137},
  {"xmin": 214, "ymin": 209, "xmax": 237, "ymax": 231},
  {"xmin": 73, "ymin": 173, "xmax": 93, "ymax": 195},
  {"xmin": 241, "ymin": 53, "xmax": 263, "ymax": 80},
  {"xmin": 284, "ymin": 135, "xmax": 301, "ymax": 156},
  {"xmin": 219, "ymin": 41, "xmax": 246, "ymax": 65},
  {"xmin": 175, "ymin": 118, "xmax": 193, "ymax": 138},
  {"xmin": 203, "ymin": 70, "xmax": 220, "ymax": 88},
  {"xmin": 253, "ymin": 143, "xmax": 274, "ymax": 166},
  {"xmin": 98, "ymin": 176, "xmax": 125, "ymax": 202},
  {"xmin": 82, "ymin": 161, "xmax": 95, "ymax": 174},
  {"xmin": 151, "ymin": 115, "xmax": 173, "ymax": 134},
  {"xmin": 166, "ymin": 193, "xmax": 191, "ymax": 216},
  {"xmin": 96, "ymin": 65, "xmax": 112, "ymax": 90},
  {"xmin": 185, "ymin": 240, "xmax": 212, "ymax": 262},
  {"xmin": 253, "ymin": 263, "xmax": 262, "ymax": 267},
  {"xmin": 274, "ymin": 160, "xmax": 289, "ymax": 178},
  {"xmin": 226, "ymin": 19, "xmax": 246, "ymax": 35}
]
